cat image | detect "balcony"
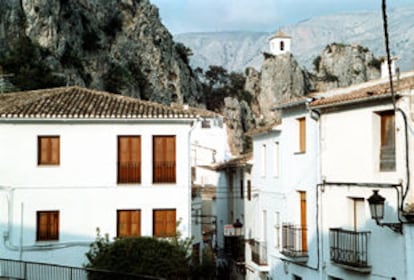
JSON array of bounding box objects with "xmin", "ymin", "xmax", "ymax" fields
[
  {"xmin": 250, "ymin": 240, "xmax": 267, "ymax": 266},
  {"xmin": 117, "ymin": 162, "xmax": 141, "ymax": 183},
  {"xmin": 329, "ymin": 228, "xmax": 371, "ymax": 273},
  {"xmin": 281, "ymin": 224, "xmax": 308, "ymax": 262}
]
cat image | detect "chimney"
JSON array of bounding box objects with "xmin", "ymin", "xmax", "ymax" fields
[{"xmin": 381, "ymin": 56, "xmax": 398, "ymax": 79}]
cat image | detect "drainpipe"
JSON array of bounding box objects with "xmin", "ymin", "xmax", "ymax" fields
[{"xmin": 188, "ymin": 117, "xmax": 201, "ymax": 244}]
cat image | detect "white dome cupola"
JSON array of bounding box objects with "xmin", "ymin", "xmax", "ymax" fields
[{"xmin": 269, "ymin": 30, "xmax": 291, "ymax": 56}]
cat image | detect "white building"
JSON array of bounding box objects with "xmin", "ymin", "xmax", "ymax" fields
[
  {"xmin": 269, "ymin": 30, "xmax": 291, "ymax": 56},
  {"xmin": 247, "ymin": 70, "xmax": 414, "ymax": 279},
  {"xmin": 0, "ymin": 86, "xmax": 220, "ymax": 267}
]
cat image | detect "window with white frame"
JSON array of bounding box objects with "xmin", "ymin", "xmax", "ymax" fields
[
  {"xmin": 274, "ymin": 211, "xmax": 280, "ymax": 249},
  {"xmin": 378, "ymin": 110, "xmax": 395, "ymax": 171},
  {"xmin": 261, "ymin": 144, "xmax": 266, "ymax": 177}
]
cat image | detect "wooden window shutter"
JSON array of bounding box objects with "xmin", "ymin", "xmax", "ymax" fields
[
  {"xmin": 38, "ymin": 136, "xmax": 60, "ymax": 165},
  {"xmin": 118, "ymin": 136, "xmax": 141, "ymax": 183},
  {"xmin": 299, "ymin": 191, "xmax": 307, "ymax": 252},
  {"xmin": 247, "ymin": 180, "xmax": 251, "ymax": 201},
  {"xmin": 380, "ymin": 111, "xmax": 396, "ymax": 171},
  {"xmin": 153, "ymin": 136, "xmax": 176, "ymax": 183},
  {"xmin": 298, "ymin": 118, "xmax": 306, "ymax": 153},
  {"xmin": 153, "ymin": 209, "xmax": 176, "ymax": 237},
  {"xmin": 117, "ymin": 210, "xmax": 141, "ymax": 237},
  {"xmin": 37, "ymin": 211, "xmax": 59, "ymax": 241}
]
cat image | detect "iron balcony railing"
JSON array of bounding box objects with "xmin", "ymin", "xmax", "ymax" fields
[
  {"xmin": 153, "ymin": 161, "xmax": 176, "ymax": 183},
  {"xmin": 250, "ymin": 240, "xmax": 267, "ymax": 265},
  {"xmin": 281, "ymin": 224, "xmax": 308, "ymax": 258},
  {"xmin": 0, "ymin": 258, "xmax": 163, "ymax": 280},
  {"xmin": 118, "ymin": 161, "xmax": 141, "ymax": 183},
  {"xmin": 330, "ymin": 228, "xmax": 371, "ymax": 268}
]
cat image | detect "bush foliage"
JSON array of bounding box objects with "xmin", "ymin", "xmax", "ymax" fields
[{"xmin": 85, "ymin": 230, "xmax": 192, "ymax": 280}]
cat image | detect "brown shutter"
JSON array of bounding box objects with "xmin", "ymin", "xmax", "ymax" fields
[
  {"xmin": 38, "ymin": 136, "xmax": 60, "ymax": 165},
  {"xmin": 118, "ymin": 136, "xmax": 141, "ymax": 183},
  {"xmin": 154, "ymin": 209, "xmax": 176, "ymax": 237},
  {"xmin": 299, "ymin": 191, "xmax": 307, "ymax": 252},
  {"xmin": 49, "ymin": 212, "xmax": 59, "ymax": 240},
  {"xmin": 298, "ymin": 118, "xmax": 306, "ymax": 153},
  {"xmin": 37, "ymin": 211, "xmax": 59, "ymax": 240},
  {"xmin": 118, "ymin": 210, "xmax": 141, "ymax": 237},
  {"xmin": 153, "ymin": 136, "xmax": 176, "ymax": 183},
  {"xmin": 380, "ymin": 111, "xmax": 396, "ymax": 171}
]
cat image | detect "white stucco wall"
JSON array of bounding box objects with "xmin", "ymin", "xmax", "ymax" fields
[{"xmin": 0, "ymin": 119, "xmax": 195, "ymax": 267}]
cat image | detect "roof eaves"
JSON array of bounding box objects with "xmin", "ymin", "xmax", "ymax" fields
[
  {"xmin": 272, "ymin": 97, "xmax": 313, "ymax": 110},
  {"xmin": 309, "ymin": 93, "xmax": 395, "ymax": 110}
]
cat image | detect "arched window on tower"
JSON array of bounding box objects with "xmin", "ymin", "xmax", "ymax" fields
[{"xmin": 280, "ymin": 41, "xmax": 285, "ymax": 51}]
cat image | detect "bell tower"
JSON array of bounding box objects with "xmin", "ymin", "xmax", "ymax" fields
[{"xmin": 269, "ymin": 30, "xmax": 291, "ymax": 56}]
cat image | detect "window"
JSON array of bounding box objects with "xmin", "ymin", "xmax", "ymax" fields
[
  {"xmin": 280, "ymin": 41, "xmax": 285, "ymax": 51},
  {"xmin": 118, "ymin": 136, "xmax": 141, "ymax": 183},
  {"xmin": 38, "ymin": 136, "xmax": 60, "ymax": 165},
  {"xmin": 153, "ymin": 136, "xmax": 176, "ymax": 183},
  {"xmin": 299, "ymin": 191, "xmax": 307, "ymax": 252},
  {"xmin": 240, "ymin": 179, "xmax": 244, "ymax": 199},
  {"xmin": 117, "ymin": 210, "xmax": 141, "ymax": 237},
  {"xmin": 153, "ymin": 209, "xmax": 176, "ymax": 237},
  {"xmin": 261, "ymin": 144, "xmax": 266, "ymax": 177},
  {"xmin": 379, "ymin": 111, "xmax": 395, "ymax": 171},
  {"xmin": 273, "ymin": 141, "xmax": 279, "ymax": 177},
  {"xmin": 297, "ymin": 118, "xmax": 306, "ymax": 153},
  {"xmin": 36, "ymin": 211, "xmax": 59, "ymax": 241},
  {"xmin": 349, "ymin": 197, "xmax": 365, "ymax": 231},
  {"xmin": 274, "ymin": 211, "xmax": 280, "ymax": 249},
  {"xmin": 247, "ymin": 180, "xmax": 251, "ymax": 201}
]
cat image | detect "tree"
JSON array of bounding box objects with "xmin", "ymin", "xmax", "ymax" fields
[
  {"xmin": 201, "ymin": 65, "xmax": 252, "ymax": 112},
  {"xmin": 0, "ymin": 36, "xmax": 65, "ymax": 90},
  {"xmin": 85, "ymin": 229, "xmax": 192, "ymax": 280}
]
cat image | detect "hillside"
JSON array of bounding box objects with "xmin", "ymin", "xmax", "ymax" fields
[
  {"xmin": 175, "ymin": 5, "xmax": 414, "ymax": 73},
  {"xmin": 0, "ymin": 0, "xmax": 202, "ymax": 105}
]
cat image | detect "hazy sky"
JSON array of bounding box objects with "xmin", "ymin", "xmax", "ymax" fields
[{"xmin": 150, "ymin": 0, "xmax": 413, "ymax": 34}]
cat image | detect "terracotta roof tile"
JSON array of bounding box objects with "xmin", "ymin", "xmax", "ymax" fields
[
  {"xmin": 0, "ymin": 86, "xmax": 217, "ymax": 119},
  {"xmin": 309, "ymin": 73, "xmax": 414, "ymax": 109}
]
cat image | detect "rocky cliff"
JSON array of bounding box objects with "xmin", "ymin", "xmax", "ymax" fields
[
  {"xmin": 312, "ymin": 43, "xmax": 380, "ymax": 91},
  {"xmin": 0, "ymin": 0, "xmax": 202, "ymax": 105}
]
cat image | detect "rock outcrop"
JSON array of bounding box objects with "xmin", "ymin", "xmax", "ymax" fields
[
  {"xmin": 222, "ymin": 97, "xmax": 256, "ymax": 155},
  {"xmin": 254, "ymin": 53, "xmax": 308, "ymax": 122},
  {"xmin": 312, "ymin": 43, "xmax": 381, "ymax": 91},
  {"xmin": 0, "ymin": 0, "xmax": 202, "ymax": 105}
]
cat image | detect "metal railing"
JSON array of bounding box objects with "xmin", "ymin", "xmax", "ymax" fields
[
  {"xmin": 329, "ymin": 228, "xmax": 370, "ymax": 268},
  {"xmin": 118, "ymin": 161, "xmax": 141, "ymax": 183},
  {"xmin": 281, "ymin": 224, "xmax": 308, "ymax": 258},
  {"xmin": 153, "ymin": 161, "xmax": 176, "ymax": 183},
  {"xmin": 250, "ymin": 240, "xmax": 267, "ymax": 265},
  {"xmin": 0, "ymin": 258, "xmax": 163, "ymax": 280}
]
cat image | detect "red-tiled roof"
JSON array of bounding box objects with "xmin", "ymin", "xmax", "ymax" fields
[
  {"xmin": 0, "ymin": 86, "xmax": 216, "ymax": 119},
  {"xmin": 269, "ymin": 30, "xmax": 291, "ymax": 40},
  {"xmin": 309, "ymin": 74, "xmax": 414, "ymax": 109}
]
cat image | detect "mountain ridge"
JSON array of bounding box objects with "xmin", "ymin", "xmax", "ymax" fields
[{"xmin": 175, "ymin": 5, "xmax": 414, "ymax": 73}]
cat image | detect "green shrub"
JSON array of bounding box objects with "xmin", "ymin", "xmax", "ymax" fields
[{"xmin": 85, "ymin": 230, "xmax": 191, "ymax": 280}]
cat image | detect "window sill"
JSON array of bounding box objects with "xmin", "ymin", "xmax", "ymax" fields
[{"xmin": 294, "ymin": 151, "xmax": 306, "ymax": 155}]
